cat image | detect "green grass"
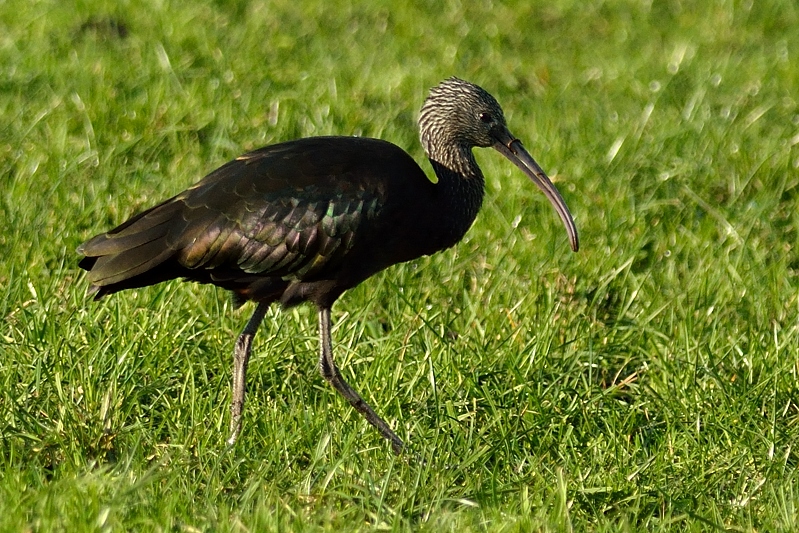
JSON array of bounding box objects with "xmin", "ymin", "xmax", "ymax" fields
[{"xmin": 2, "ymin": 0, "xmax": 799, "ymax": 530}]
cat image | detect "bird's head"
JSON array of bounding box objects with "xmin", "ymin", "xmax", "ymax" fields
[
  {"xmin": 420, "ymin": 77, "xmax": 508, "ymax": 150},
  {"xmin": 419, "ymin": 77, "xmax": 579, "ymax": 252}
]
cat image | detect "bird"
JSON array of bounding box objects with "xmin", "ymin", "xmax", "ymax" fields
[{"xmin": 77, "ymin": 77, "xmax": 579, "ymax": 455}]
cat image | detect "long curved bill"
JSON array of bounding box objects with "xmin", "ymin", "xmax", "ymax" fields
[{"xmin": 492, "ymin": 130, "xmax": 579, "ymax": 252}]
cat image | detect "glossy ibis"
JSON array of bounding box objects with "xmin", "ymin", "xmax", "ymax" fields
[{"xmin": 78, "ymin": 77, "xmax": 579, "ymax": 455}]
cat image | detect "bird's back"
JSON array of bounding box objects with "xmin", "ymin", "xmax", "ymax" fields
[{"xmin": 78, "ymin": 136, "xmax": 444, "ymax": 307}]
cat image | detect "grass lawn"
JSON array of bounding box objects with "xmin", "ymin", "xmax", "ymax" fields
[{"xmin": 2, "ymin": 0, "xmax": 799, "ymax": 530}]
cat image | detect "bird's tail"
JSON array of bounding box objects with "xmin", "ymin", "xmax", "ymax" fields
[{"xmin": 77, "ymin": 199, "xmax": 189, "ymax": 299}]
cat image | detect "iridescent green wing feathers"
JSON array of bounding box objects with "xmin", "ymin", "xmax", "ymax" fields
[
  {"xmin": 77, "ymin": 137, "xmax": 417, "ymax": 295},
  {"xmin": 176, "ymin": 180, "xmax": 382, "ymax": 279}
]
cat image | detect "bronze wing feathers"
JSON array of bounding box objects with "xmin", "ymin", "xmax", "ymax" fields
[{"xmin": 78, "ymin": 137, "xmax": 423, "ymax": 300}]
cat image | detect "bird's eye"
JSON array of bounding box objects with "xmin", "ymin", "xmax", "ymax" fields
[{"xmin": 479, "ymin": 112, "xmax": 493, "ymax": 123}]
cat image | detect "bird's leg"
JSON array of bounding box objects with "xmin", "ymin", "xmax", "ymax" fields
[
  {"xmin": 227, "ymin": 301, "xmax": 269, "ymax": 446},
  {"xmin": 317, "ymin": 307, "xmax": 405, "ymax": 455}
]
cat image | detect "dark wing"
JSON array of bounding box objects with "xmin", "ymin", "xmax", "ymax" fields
[{"xmin": 78, "ymin": 137, "xmax": 433, "ymax": 300}]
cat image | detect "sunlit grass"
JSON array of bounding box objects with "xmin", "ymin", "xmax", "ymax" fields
[{"xmin": 1, "ymin": 0, "xmax": 798, "ymax": 530}]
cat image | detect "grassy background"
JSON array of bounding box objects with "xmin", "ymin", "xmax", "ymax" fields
[{"xmin": 2, "ymin": 0, "xmax": 798, "ymax": 530}]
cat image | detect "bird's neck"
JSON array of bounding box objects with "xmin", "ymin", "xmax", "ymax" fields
[{"xmin": 428, "ymin": 145, "xmax": 486, "ymax": 249}]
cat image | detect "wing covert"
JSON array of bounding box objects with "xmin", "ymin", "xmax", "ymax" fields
[{"xmin": 176, "ymin": 182, "xmax": 382, "ymax": 281}]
